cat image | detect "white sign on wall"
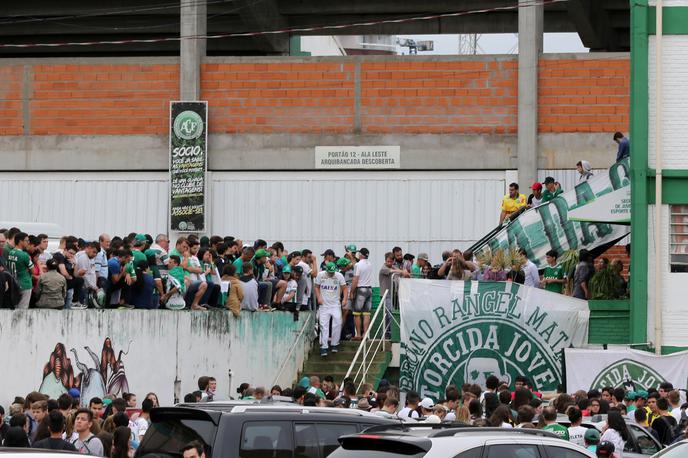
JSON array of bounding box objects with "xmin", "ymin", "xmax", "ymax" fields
[{"xmin": 315, "ymin": 146, "xmax": 400, "ymax": 169}]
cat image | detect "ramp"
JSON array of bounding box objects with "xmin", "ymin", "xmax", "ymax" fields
[{"xmin": 469, "ymin": 158, "xmax": 630, "ymax": 268}]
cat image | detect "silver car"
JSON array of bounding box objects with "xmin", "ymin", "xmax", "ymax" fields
[
  {"xmin": 331, "ymin": 426, "xmax": 596, "ymax": 458},
  {"xmin": 651, "ymin": 439, "xmax": 688, "ymax": 457}
]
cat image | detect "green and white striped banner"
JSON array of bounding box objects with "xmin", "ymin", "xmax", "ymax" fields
[{"xmin": 399, "ymin": 279, "xmax": 589, "ymax": 399}]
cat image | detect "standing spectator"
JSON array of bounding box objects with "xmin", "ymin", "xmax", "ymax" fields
[
  {"xmin": 541, "ymin": 177, "xmax": 563, "ymax": 203},
  {"xmin": 499, "ymin": 183, "xmax": 527, "ymax": 224},
  {"xmin": 148, "ymin": 234, "xmax": 170, "ymax": 279},
  {"xmin": 239, "ymin": 263, "xmax": 259, "ymax": 312},
  {"xmin": 392, "ymin": 247, "xmax": 404, "ymax": 270},
  {"xmin": 336, "ymin": 257, "xmax": 356, "ymax": 341},
  {"xmin": 0, "ymin": 231, "xmax": 6, "ymax": 271},
  {"xmin": 6, "ymin": 232, "xmax": 33, "ymax": 309},
  {"xmin": 541, "ymin": 250, "xmax": 565, "ymax": 294},
  {"xmin": 614, "ymin": 132, "xmax": 630, "ymax": 162},
  {"xmin": 35, "ymin": 259, "xmax": 67, "ymax": 309},
  {"xmin": 70, "ymin": 409, "xmax": 104, "ymax": 456},
  {"xmin": 320, "ymin": 249, "xmax": 336, "ymax": 271},
  {"xmin": 411, "ymin": 253, "xmax": 430, "ymax": 279},
  {"xmin": 527, "ymin": 182, "xmax": 543, "ymax": 208},
  {"xmin": 221, "ymin": 264, "xmax": 243, "ymax": 317},
  {"xmin": 33, "ymin": 410, "xmax": 77, "ymax": 451},
  {"xmin": 36, "ymin": 234, "xmax": 52, "ymax": 264},
  {"xmin": 611, "ymin": 260, "xmax": 627, "ymax": 298},
  {"xmin": 572, "ymin": 249, "xmax": 594, "ymax": 300},
  {"xmin": 297, "ymin": 249, "xmax": 317, "ymax": 311},
  {"xmin": 568, "ymin": 407, "xmax": 587, "ymax": 447},
  {"xmin": 576, "ymin": 160, "xmax": 594, "ymax": 181},
  {"xmin": 111, "ymin": 426, "xmax": 131, "ymax": 458},
  {"xmin": 95, "ymin": 234, "xmax": 110, "ymax": 291},
  {"xmin": 350, "ymin": 248, "xmax": 373, "ymax": 340},
  {"xmin": 600, "ymin": 410, "xmax": 629, "ymax": 458},
  {"xmin": 520, "ymin": 249, "xmax": 540, "ymax": 288},
  {"xmin": 379, "ymin": 252, "xmax": 410, "ymax": 338},
  {"xmin": 541, "ymin": 406, "xmax": 569, "ymax": 439},
  {"xmin": 75, "ymin": 242, "xmax": 99, "ymax": 307},
  {"xmin": 314, "ymin": 262, "xmax": 347, "ymax": 356}
]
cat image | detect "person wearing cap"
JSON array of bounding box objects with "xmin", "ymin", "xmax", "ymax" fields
[
  {"xmin": 350, "ymin": 248, "xmax": 373, "ymax": 340},
  {"xmin": 252, "ymin": 248, "xmax": 274, "ymax": 309},
  {"xmin": 280, "ymin": 265, "xmax": 298, "ymax": 313},
  {"xmin": 596, "ymin": 441, "xmax": 616, "ymax": 458},
  {"xmin": 500, "ymin": 182, "xmax": 527, "ymax": 224},
  {"xmin": 584, "ymin": 428, "xmax": 601, "ymax": 453},
  {"xmin": 411, "ymin": 253, "xmax": 430, "ymax": 279},
  {"xmin": 336, "ymin": 257, "xmax": 356, "ymax": 340},
  {"xmin": 419, "ymin": 398, "xmax": 435, "ymax": 419},
  {"xmin": 320, "ymin": 249, "xmax": 336, "ymax": 271},
  {"xmin": 542, "ymin": 176, "xmax": 563, "ymax": 203},
  {"xmin": 314, "ymin": 262, "xmax": 348, "ymax": 356},
  {"xmin": 527, "ymin": 182, "xmax": 544, "ymax": 208}
]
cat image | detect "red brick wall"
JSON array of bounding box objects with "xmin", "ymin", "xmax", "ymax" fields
[
  {"xmin": 538, "ymin": 59, "xmax": 630, "ymax": 133},
  {"xmin": 0, "ymin": 57, "xmax": 629, "ymax": 136},
  {"xmin": 0, "ymin": 65, "xmax": 23, "ymax": 135},
  {"xmin": 599, "ymin": 245, "xmax": 631, "ymax": 279},
  {"xmin": 30, "ymin": 64, "xmax": 178, "ymax": 135}
]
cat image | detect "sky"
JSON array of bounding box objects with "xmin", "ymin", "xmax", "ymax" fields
[{"xmin": 395, "ymin": 32, "xmax": 588, "ymax": 55}]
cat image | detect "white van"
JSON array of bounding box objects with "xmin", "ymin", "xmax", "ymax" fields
[{"xmin": 0, "ymin": 221, "xmax": 65, "ymax": 253}]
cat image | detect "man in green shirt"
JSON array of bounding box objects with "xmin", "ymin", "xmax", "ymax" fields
[
  {"xmin": 541, "ymin": 406, "xmax": 569, "ymax": 440},
  {"xmin": 541, "ymin": 249, "xmax": 566, "ymax": 294},
  {"xmin": 232, "ymin": 246, "xmax": 254, "ymax": 276},
  {"xmin": 6, "ymin": 231, "xmax": 34, "ymax": 309},
  {"xmin": 541, "ymin": 176, "xmax": 563, "ymax": 203}
]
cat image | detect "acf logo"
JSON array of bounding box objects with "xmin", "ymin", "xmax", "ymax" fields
[
  {"xmin": 173, "ymin": 110, "xmax": 204, "ymax": 140},
  {"xmin": 590, "ymin": 359, "xmax": 665, "ymax": 391}
]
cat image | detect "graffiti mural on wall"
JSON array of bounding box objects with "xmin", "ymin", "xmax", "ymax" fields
[{"xmin": 39, "ymin": 337, "xmax": 131, "ymax": 405}]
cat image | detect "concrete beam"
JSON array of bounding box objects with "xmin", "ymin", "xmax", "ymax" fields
[
  {"xmin": 517, "ymin": 0, "xmax": 543, "ymax": 190},
  {"xmin": 236, "ymin": 0, "xmax": 289, "ymax": 54},
  {"xmin": 180, "ymin": 0, "xmax": 206, "ymax": 100},
  {"xmin": 0, "ymin": 133, "xmax": 615, "ymax": 172}
]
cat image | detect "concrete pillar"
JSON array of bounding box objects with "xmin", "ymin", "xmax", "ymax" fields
[
  {"xmin": 180, "ymin": 0, "xmax": 206, "ymax": 100},
  {"xmin": 517, "ymin": 0, "xmax": 543, "ymax": 189}
]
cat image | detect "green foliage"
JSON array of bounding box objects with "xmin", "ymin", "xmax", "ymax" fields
[{"xmin": 590, "ymin": 266, "xmax": 618, "ymax": 300}]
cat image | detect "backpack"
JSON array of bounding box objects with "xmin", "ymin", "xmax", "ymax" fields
[
  {"xmin": 71, "ymin": 435, "xmax": 96, "ymax": 455},
  {"xmin": 0, "ymin": 271, "xmax": 21, "ymax": 309}
]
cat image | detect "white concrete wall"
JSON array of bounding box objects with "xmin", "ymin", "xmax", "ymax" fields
[
  {"xmin": 0, "ymin": 310, "xmax": 310, "ymax": 408},
  {"xmin": 299, "ymin": 36, "xmax": 345, "ymax": 56},
  {"xmin": 649, "ymin": 35, "xmax": 688, "ymax": 169},
  {"xmin": 646, "ymin": 206, "xmax": 688, "ymax": 347}
]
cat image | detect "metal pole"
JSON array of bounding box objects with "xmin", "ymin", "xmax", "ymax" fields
[{"xmin": 654, "ymin": 0, "xmax": 663, "ymax": 356}]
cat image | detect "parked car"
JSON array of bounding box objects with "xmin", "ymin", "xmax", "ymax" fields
[
  {"xmin": 555, "ymin": 416, "xmax": 663, "ymax": 457},
  {"xmin": 650, "ymin": 439, "xmax": 688, "ymax": 457},
  {"xmin": 136, "ymin": 405, "xmax": 399, "ymax": 458},
  {"xmin": 0, "ymin": 450, "xmax": 83, "ymax": 457},
  {"xmin": 330, "ymin": 425, "xmax": 596, "ymax": 458}
]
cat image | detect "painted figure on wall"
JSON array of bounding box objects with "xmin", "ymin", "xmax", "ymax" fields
[
  {"xmin": 39, "ymin": 343, "xmax": 76, "ymax": 399},
  {"xmin": 39, "ymin": 338, "xmax": 131, "ymax": 405}
]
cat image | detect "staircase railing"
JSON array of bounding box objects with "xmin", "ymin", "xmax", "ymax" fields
[
  {"xmin": 341, "ymin": 290, "xmax": 389, "ymax": 393},
  {"xmin": 271, "ymin": 310, "xmax": 315, "ymax": 388}
]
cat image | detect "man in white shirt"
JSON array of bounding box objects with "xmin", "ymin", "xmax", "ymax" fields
[
  {"xmin": 520, "ymin": 248, "xmax": 540, "ymax": 288},
  {"xmin": 75, "ymin": 242, "xmax": 99, "ymax": 306},
  {"xmin": 297, "ymin": 249, "xmax": 317, "ymax": 310},
  {"xmin": 350, "ymin": 248, "xmax": 373, "ymax": 340},
  {"xmin": 668, "ymin": 390, "xmax": 683, "ymax": 424},
  {"xmin": 314, "ymin": 262, "xmax": 347, "ymax": 357}
]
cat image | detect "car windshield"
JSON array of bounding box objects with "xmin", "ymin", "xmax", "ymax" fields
[{"xmin": 136, "ymin": 417, "xmax": 216, "ymax": 457}]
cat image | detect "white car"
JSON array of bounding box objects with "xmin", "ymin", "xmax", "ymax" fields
[
  {"xmin": 651, "ymin": 439, "xmax": 688, "ymax": 457},
  {"xmin": 330, "ymin": 426, "xmax": 596, "ymax": 458}
]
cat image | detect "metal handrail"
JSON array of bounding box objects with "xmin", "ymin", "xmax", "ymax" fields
[
  {"xmin": 271, "ymin": 311, "xmax": 314, "ymax": 387},
  {"xmin": 341, "ymin": 290, "xmax": 389, "ymax": 392}
]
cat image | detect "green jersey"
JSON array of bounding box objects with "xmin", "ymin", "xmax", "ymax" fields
[
  {"xmin": 168, "ymin": 266, "xmax": 188, "ymax": 293},
  {"xmin": 6, "ymin": 248, "xmax": 33, "ymax": 290},
  {"xmin": 233, "ymin": 257, "xmax": 245, "ymax": 275},
  {"xmin": 543, "ymin": 423, "xmax": 569, "ymax": 440},
  {"xmin": 411, "ymin": 263, "xmax": 422, "ymax": 278},
  {"xmin": 543, "ymin": 265, "xmax": 565, "ymax": 293},
  {"xmin": 542, "ymin": 188, "xmax": 563, "ymax": 203}
]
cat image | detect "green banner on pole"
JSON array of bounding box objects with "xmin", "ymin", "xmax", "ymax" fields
[{"xmin": 169, "ymin": 101, "xmax": 208, "ymax": 232}]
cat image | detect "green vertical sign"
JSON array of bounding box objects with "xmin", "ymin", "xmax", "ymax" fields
[{"xmin": 170, "ymin": 101, "xmax": 207, "ymax": 232}]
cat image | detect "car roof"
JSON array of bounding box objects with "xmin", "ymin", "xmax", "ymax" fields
[{"xmin": 156, "ymin": 405, "xmax": 397, "ymax": 422}]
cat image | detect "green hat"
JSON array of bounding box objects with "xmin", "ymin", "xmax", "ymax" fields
[
  {"xmin": 625, "ymin": 391, "xmax": 637, "ymax": 401},
  {"xmin": 135, "ymin": 233, "xmax": 147, "ymax": 242},
  {"xmin": 103, "ymin": 398, "xmax": 112, "ymax": 406},
  {"xmin": 336, "ymin": 257, "xmax": 351, "ymax": 268},
  {"xmin": 254, "ymin": 248, "xmax": 270, "ymax": 259},
  {"xmin": 345, "ymin": 244, "xmax": 357, "ymax": 253},
  {"xmin": 326, "ymin": 262, "xmax": 337, "ymax": 273},
  {"xmin": 584, "ymin": 428, "xmax": 600, "ymax": 444},
  {"xmin": 298, "ymin": 377, "xmax": 310, "ymax": 388},
  {"xmin": 636, "ymin": 390, "xmax": 649, "ymax": 399},
  {"xmin": 283, "ymin": 265, "xmax": 292, "ymax": 273}
]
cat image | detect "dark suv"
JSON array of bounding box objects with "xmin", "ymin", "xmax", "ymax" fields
[{"xmin": 136, "ymin": 404, "xmax": 398, "ymax": 458}]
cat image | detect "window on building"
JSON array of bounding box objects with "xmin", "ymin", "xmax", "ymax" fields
[{"xmin": 670, "ymin": 205, "xmax": 688, "ymax": 273}]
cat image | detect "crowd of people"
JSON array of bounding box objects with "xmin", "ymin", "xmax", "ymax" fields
[
  {"xmin": 238, "ymin": 373, "xmax": 687, "ymax": 458},
  {"xmin": 0, "ymin": 389, "xmax": 157, "ymax": 457}
]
